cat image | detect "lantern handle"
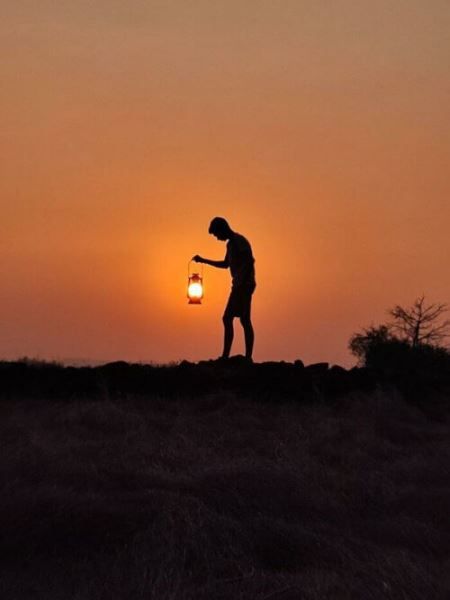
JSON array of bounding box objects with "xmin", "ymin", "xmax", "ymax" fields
[{"xmin": 188, "ymin": 259, "xmax": 204, "ymax": 277}]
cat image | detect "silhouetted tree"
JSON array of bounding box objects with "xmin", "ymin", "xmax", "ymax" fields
[
  {"xmin": 349, "ymin": 325, "xmax": 393, "ymax": 365},
  {"xmin": 389, "ymin": 296, "xmax": 450, "ymax": 348},
  {"xmin": 349, "ymin": 297, "xmax": 450, "ymax": 372}
]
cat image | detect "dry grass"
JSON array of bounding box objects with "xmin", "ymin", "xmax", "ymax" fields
[{"xmin": 0, "ymin": 390, "xmax": 449, "ymax": 599}]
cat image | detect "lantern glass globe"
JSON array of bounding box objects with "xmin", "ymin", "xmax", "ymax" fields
[{"xmin": 188, "ymin": 282, "xmax": 203, "ymax": 299}]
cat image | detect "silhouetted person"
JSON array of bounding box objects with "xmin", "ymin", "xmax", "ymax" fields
[{"xmin": 193, "ymin": 217, "xmax": 256, "ymax": 361}]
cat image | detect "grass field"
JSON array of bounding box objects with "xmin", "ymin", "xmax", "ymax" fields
[{"xmin": 1, "ymin": 388, "xmax": 449, "ymax": 599}]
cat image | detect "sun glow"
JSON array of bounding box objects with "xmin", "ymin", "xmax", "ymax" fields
[{"xmin": 1, "ymin": 1, "xmax": 449, "ymax": 364}]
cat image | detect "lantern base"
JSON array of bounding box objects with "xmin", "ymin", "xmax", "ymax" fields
[{"xmin": 188, "ymin": 298, "xmax": 202, "ymax": 304}]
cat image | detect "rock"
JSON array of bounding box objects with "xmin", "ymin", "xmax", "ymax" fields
[
  {"xmin": 305, "ymin": 362, "xmax": 329, "ymax": 376},
  {"xmin": 326, "ymin": 365, "xmax": 351, "ymax": 394}
]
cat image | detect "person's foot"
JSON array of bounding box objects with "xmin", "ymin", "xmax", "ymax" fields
[
  {"xmin": 226, "ymin": 354, "xmax": 253, "ymax": 365},
  {"xmin": 216, "ymin": 355, "xmax": 229, "ymax": 362}
]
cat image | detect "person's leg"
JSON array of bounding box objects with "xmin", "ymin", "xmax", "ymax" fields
[
  {"xmin": 240, "ymin": 315, "xmax": 254, "ymax": 360},
  {"xmin": 222, "ymin": 314, "xmax": 234, "ymax": 358},
  {"xmin": 239, "ymin": 286, "xmax": 255, "ymax": 360}
]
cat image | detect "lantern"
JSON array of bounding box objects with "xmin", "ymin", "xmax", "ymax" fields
[{"xmin": 187, "ymin": 261, "xmax": 204, "ymax": 304}]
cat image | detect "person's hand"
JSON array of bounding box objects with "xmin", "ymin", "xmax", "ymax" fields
[{"xmin": 192, "ymin": 255, "xmax": 204, "ymax": 263}]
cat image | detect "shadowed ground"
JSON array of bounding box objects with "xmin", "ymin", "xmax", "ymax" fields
[{"xmin": 0, "ymin": 363, "xmax": 448, "ymax": 599}]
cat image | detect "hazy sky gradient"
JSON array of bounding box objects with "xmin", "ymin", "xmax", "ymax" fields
[{"xmin": 2, "ymin": 1, "xmax": 449, "ymax": 364}]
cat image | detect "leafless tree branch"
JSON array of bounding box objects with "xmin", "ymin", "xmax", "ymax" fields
[{"xmin": 388, "ymin": 296, "xmax": 449, "ymax": 347}]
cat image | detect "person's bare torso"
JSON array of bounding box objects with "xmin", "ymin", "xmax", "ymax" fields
[{"xmin": 226, "ymin": 233, "xmax": 256, "ymax": 287}]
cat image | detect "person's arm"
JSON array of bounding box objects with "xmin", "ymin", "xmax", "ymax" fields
[{"xmin": 192, "ymin": 254, "xmax": 229, "ymax": 269}]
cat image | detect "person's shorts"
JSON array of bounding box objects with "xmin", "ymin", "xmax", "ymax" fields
[{"xmin": 223, "ymin": 283, "xmax": 256, "ymax": 319}]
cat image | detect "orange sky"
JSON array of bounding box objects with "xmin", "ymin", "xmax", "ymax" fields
[{"xmin": 1, "ymin": 1, "xmax": 449, "ymax": 366}]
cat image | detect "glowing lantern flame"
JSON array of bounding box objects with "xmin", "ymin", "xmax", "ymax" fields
[{"xmin": 187, "ymin": 263, "xmax": 203, "ymax": 304}]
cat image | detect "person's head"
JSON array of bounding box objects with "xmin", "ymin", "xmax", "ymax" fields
[{"xmin": 208, "ymin": 217, "xmax": 232, "ymax": 241}]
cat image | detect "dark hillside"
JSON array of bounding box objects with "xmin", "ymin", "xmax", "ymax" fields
[
  {"xmin": 0, "ymin": 360, "xmax": 449, "ymax": 599},
  {"xmin": 1, "ymin": 358, "xmax": 370, "ymax": 402},
  {"xmin": 1, "ymin": 355, "xmax": 448, "ymax": 414}
]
